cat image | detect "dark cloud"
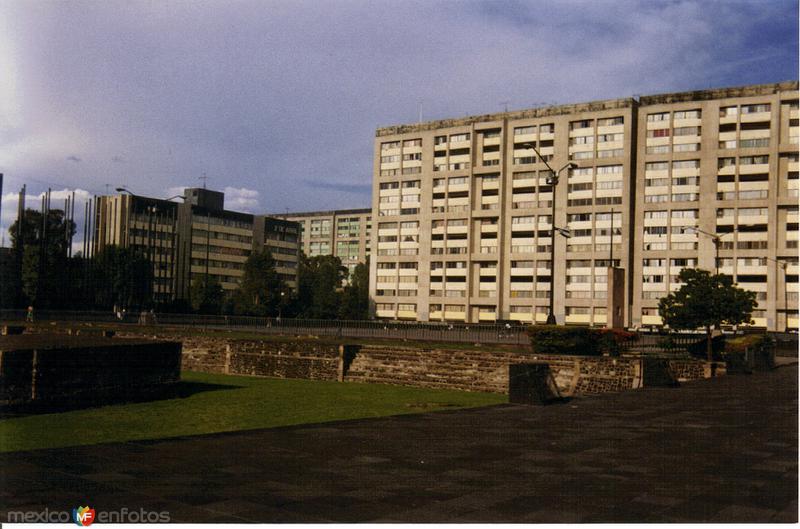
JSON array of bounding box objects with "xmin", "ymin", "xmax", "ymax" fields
[
  {"xmin": 0, "ymin": 0, "xmax": 796, "ymax": 224},
  {"xmin": 304, "ymin": 181, "xmax": 372, "ymax": 195}
]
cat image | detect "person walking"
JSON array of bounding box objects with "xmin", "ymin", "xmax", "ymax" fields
[{"xmin": 26, "ymin": 305, "xmax": 34, "ymax": 323}]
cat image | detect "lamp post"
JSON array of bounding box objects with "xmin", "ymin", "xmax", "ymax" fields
[
  {"xmin": 165, "ymin": 195, "xmax": 186, "ymax": 303},
  {"xmin": 766, "ymin": 256, "xmax": 789, "ymax": 332},
  {"xmin": 522, "ymin": 142, "xmax": 576, "ymax": 325},
  {"xmin": 116, "ymin": 187, "xmax": 139, "ymax": 308},
  {"xmin": 681, "ymin": 226, "xmax": 731, "ymax": 275},
  {"xmin": 116, "ymin": 187, "xmax": 134, "ymax": 249}
]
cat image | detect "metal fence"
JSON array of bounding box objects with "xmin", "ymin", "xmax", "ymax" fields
[
  {"xmin": 2, "ymin": 309, "xmax": 795, "ymax": 353},
  {"xmin": 0, "ymin": 309, "xmax": 530, "ymax": 345}
]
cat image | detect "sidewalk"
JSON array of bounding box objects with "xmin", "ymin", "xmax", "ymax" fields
[{"xmin": 1, "ymin": 366, "xmax": 796, "ymax": 522}]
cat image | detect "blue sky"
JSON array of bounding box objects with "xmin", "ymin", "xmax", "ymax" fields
[{"xmin": 0, "ymin": 0, "xmax": 797, "ymax": 245}]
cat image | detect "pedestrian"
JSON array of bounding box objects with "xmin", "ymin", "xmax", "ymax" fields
[{"xmin": 26, "ymin": 305, "xmax": 34, "ymax": 323}]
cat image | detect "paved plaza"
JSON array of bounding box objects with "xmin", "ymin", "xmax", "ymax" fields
[{"xmin": 1, "ymin": 365, "xmax": 797, "ymax": 523}]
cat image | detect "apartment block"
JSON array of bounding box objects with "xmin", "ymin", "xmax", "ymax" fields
[
  {"xmin": 259, "ymin": 216, "xmax": 301, "ymax": 290},
  {"xmin": 370, "ymin": 81, "xmax": 798, "ymax": 331},
  {"xmin": 634, "ymin": 83, "xmax": 799, "ymax": 331},
  {"xmin": 95, "ymin": 188, "xmax": 300, "ymax": 304},
  {"xmin": 94, "ymin": 194, "xmax": 179, "ymax": 303},
  {"xmin": 280, "ymin": 208, "xmax": 372, "ymax": 277}
]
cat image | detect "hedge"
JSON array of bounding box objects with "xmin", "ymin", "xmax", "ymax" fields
[
  {"xmin": 725, "ymin": 333, "xmax": 774, "ymax": 354},
  {"xmin": 528, "ymin": 325, "xmax": 638, "ymax": 356},
  {"xmin": 687, "ymin": 334, "xmax": 727, "ymax": 360}
]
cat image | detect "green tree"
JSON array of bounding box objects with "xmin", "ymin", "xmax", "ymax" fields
[
  {"xmin": 339, "ymin": 260, "xmax": 369, "ymax": 320},
  {"xmin": 297, "ymin": 254, "xmax": 348, "ymax": 319},
  {"xmin": 9, "ymin": 208, "xmax": 76, "ymax": 308},
  {"xmin": 92, "ymin": 246, "xmax": 153, "ymax": 309},
  {"xmin": 658, "ymin": 268, "xmax": 757, "ymax": 362},
  {"xmin": 191, "ymin": 276, "xmax": 225, "ymax": 314},
  {"xmin": 232, "ymin": 249, "xmax": 286, "ymax": 316}
]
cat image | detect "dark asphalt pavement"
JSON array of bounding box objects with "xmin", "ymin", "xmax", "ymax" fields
[{"xmin": 1, "ymin": 366, "xmax": 796, "ymax": 523}]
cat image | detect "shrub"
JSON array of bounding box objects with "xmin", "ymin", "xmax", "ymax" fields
[
  {"xmin": 528, "ymin": 326, "xmax": 638, "ymax": 356},
  {"xmin": 687, "ymin": 334, "xmax": 726, "ymax": 360},
  {"xmin": 725, "ymin": 333, "xmax": 774, "ymax": 354},
  {"xmin": 594, "ymin": 328, "xmax": 639, "ymax": 356},
  {"xmin": 725, "ymin": 333, "xmax": 775, "ymax": 371},
  {"xmin": 528, "ymin": 325, "xmax": 598, "ymax": 355}
]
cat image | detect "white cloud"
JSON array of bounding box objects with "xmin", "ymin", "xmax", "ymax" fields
[
  {"xmin": 165, "ymin": 186, "xmax": 187, "ymax": 201},
  {"xmin": 1, "ymin": 188, "xmax": 93, "ymax": 250},
  {"xmin": 0, "ymin": 0, "xmax": 795, "ymax": 216},
  {"xmin": 223, "ymin": 187, "xmax": 260, "ymax": 213}
]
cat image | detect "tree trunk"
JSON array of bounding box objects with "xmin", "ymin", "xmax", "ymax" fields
[{"xmin": 706, "ymin": 325, "xmax": 713, "ymax": 364}]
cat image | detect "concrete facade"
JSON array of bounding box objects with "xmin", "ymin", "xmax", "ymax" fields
[
  {"xmin": 277, "ymin": 208, "xmax": 372, "ymax": 278},
  {"xmin": 370, "ymin": 81, "xmax": 798, "ymax": 330},
  {"xmin": 95, "ymin": 188, "xmax": 301, "ymax": 303}
]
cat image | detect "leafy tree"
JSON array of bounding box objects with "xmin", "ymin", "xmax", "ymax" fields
[
  {"xmin": 92, "ymin": 246, "xmax": 153, "ymax": 309},
  {"xmin": 658, "ymin": 268, "xmax": 757, "ymax": 362},
  {"xmin": 9, "ymin": 208, "xmax": 76, "ymax": 308},
  {"xmin": 191, "ymin": 276, "xmax": 225, "ymax": 314},
  {"xmin": 232, "ymin": 249, "xmax": 286, "ymax": 316},
  {"xmin": 339, "ymin": 260, "xmax": 369, "ymax": 320},
  {"xmin": 296, "ymin": 254, "xmax": 348, "ymax": 319},
  {"xmin": 0, "ymin": 248, "xmax": 18, "ymax": 308},
  {"xmin": 9, "ymin": 208, "xmax": 75, "ymax": 253}
]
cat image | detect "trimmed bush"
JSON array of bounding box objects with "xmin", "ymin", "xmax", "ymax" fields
[
  {"xmin": 725, "ymin": 333, "xmax": 775, "ymax": 371},
  {"xmin": 687, "ymin": 334, "xmax": 726, "ymax": 360},
  {"xmin": 726, "ymin": 333, "xmax": 774, "ymax": 354},
  {"xmin": 594, "ymin": 328, "xmax": 638, "ymax": 356},
  {"xmin": 528, "ymin": 326, "xmax": 638, "ymax": 356}
]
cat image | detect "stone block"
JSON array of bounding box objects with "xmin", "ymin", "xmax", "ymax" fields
[
  {"xmin": 508, "ymin": 363, "xmax": 563, "ymax": 405},
  {"xmin": 642, "ymin": 358, "xmax": 679, "ymax": 387},
  {"xmin": 1, "ymin": 325, "xmax": 25, "ymax": 336},
  {"xmin": 0, "ymin": 337, "xmax": 182, "ymax": 412}
]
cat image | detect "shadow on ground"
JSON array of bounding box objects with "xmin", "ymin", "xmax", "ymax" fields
[{"xmin": 0, "ymin": 380, "xmax": 241, "ymax": 418}]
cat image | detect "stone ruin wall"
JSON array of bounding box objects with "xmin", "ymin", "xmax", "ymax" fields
[{"xmin": 114, "ymin": 332, "xmax": 716, "ymax": 397}]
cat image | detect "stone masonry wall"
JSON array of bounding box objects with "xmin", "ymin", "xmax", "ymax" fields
[
  {"xmin": 345, "ymin": 346, "xmax": 643, "ymax": 396},
  {"xmin": 114, "ymin": 331, "xmax": 718, "ymax": 396},
  {"xmin": 1, "ymin": 339, "xmax": 181, "ymax": 409},
  {"xmin": 669, "ymin": 359, "xmax": 726, "ymax": 381},
  {"xmin": 118, "ymin": 332, "xmax": 341, "ymax": 381}
]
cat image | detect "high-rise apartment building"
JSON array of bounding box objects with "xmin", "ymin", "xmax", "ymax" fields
[
  {"xmin": 370, "ymin": 81, "xmax": 798, "ymax": 330},
  {"xmin": 95, "ymin": 188, "xmax": 301, "ymax": 304},
  {"xmin": 94, "ymin": 194, "xmax": 180, "ymax": 303},
  {"xmin": 280, "ymin": 208, "xmax": 372, "ymax": 277}
]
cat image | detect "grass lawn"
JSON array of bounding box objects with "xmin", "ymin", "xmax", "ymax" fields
[{"xmin": 0, "ymin": 371, "xmax": 505, "ymax": 453}]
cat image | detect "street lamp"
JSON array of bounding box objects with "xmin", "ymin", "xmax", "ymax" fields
[
  {"xmin": 162, "ymin": 194, "xmax": 186, "ymax": 302},
  {"xmin": 116, "ymin": 187, "xmax": 134, "ymax": 248},
  {"xmin": 766, "ymin": 256, "xmax": 790, "ymax": 332},
  {"xmin": 521, "ymin": 142, "xmax": 576, "ymax": 325},
  {"xmin": 681, "ymin": 227, "xmax": 732, "ymax": 275}
]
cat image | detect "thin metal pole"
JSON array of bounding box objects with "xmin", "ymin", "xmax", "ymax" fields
[
  {"xmin": 82, "ymin": 201, "xmax": 88, "ymax": 259},
  {"xmin": 0, "ymin": 174, "xmax": 3, "ymax": 244},
  {"xmin": 548, "ymin": 176, "xmax": 556, "ymax": 324},
  {"xmin": 784, "ymin": 263, "xmax": 789, "ymax": 332},
  {"xmin": 70, "ymin": 190, "xmax": 75, "ymax": 256},
  {"xmin": 205, "ymin": 211, "xmax": 210, "ymax": 286},
  {"xmin": 609, "ymin": 207, "xmax": 614, "ymax": 265}
]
